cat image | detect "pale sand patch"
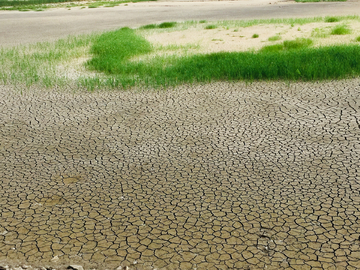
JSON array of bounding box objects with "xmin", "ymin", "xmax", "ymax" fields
[{"xmin": 143, "ymin": 21, "xmax": 360, "ymax": 55}]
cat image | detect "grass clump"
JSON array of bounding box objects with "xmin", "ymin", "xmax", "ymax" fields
[
  {"xmin": 355, "ymin": 36, "xmax": 360, "ymax": 42},
  {"xmin": 268, "ymin": 35, "xmax": 281, "ymax": 41},
  {"xmin": 205, "ymin": 25, "xmax": 217, "ymax": 30},
  {"xmin": 331, "ymin": 24, "xmax": 351, "ymax": 35},
  {"xmin": 140, "ymin": 24, "xmax": 157, "ymax": 30},
  {"xmin": 252, "ymin": 34, "xmax": 259, "ymax": 38},
  {"xmin": 325, "ymin": 17, "xmax": 340, "ymax": 23},
  {"xmin": 158, "ymin": 22, "xmax": 177, "ymax": 28},
  {"xmin": 139, "ymin": 22, "xmax": 177, "ymax": 30},
  {"xmin": 199, "ymin": 20, "xmax": 207, "ymax": 24}
]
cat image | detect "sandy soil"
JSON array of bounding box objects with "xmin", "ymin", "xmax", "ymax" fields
[{"xmin": 144, "ymin": 21, "xmax": 360, "ymax": 55}]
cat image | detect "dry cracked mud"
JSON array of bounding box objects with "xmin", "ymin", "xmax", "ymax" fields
[{"xmin": 1, "ymin": 79, "xmax": 360, "ymax": 269}]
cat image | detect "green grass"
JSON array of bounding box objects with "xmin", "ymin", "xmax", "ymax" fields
[
  {"xmin": 0, "ymin": 34, "xmax": 96, "ymax": 87},
  {"xmin": 325, "ymin": 17, "xmax": 340, "ymax": 23},
  {"xmin": 2, "ymin": 16, "xmax": 360, "ymax": 90},
  {"xmin": 261, "ymin": 38, "xmax": 313, "ymax": 52},
  {"xmin": 355, "ymin": 36, "xmax": 360, "ymax": 42},
  {"xmin": 85, "ymin": 29, "xmax": 360, "ymax": 89},
  {"xmin": 331, "ymin": 24, "xmax": 351, "ymax": 35},
  {"xmin": 252, "ymin": 34, "xmax": 259, "ymax": 38},
  {"xmin": 205, "ymin": 25, "xmax": 217, "ymax": 30},
  {"xmin": 311, "ymin": 28, "xmax": 329, "ymax": 38},
  {"xmin": 268, "ymin": 35, "xmax": 281, "ymax": 41},
  {"xmin": 88, "ymin": 27, "xmax": 152, "ymax": 74},
  {"xmin": 139, "ymin": 22, "xmax": 177, "ymax": 30}
]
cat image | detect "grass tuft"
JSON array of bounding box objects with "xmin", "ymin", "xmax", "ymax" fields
[
  {"xmin": 325, "ymin": 16, "xmax": 340, "ymax": 23},
  {"xmin": 158, "ymin": 22, "xmax": 177, "ymax": 28},
  {"xmin": 205, "ymin": 25, "xmax": 217, "ymax": 30},
  {"xmin": 252, "ymin": 34, "xmax": 259, "ymax": 38},
  {"xmin": 139, "ymin": 22, "xmax": 177, "ymax": 30},
  {"xmin": 199, "ymin": 20, "xmax": 207, "ymax": 24},
  {"xmin": 331, "ymin": 24, "xmax": 351, "ymax": 35},
  {"xmin": 355, "ymin": 36, "xmax": 360, "ymax": 42},
  {"xmin": 268, "ymin": 35, "xmax": 281, "ymax": 41}
]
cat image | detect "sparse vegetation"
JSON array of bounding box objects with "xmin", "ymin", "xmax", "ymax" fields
[
  {"xmin": 355, "ymin": 36, "xmax": 360, "ymax": 42},
  {"xmin": 311, "ymin": 28, "xmax": 329, "ymax": 38},
  {"xmin": 252, "ymin": 34, "xmax": 259, "ymax": 38}
]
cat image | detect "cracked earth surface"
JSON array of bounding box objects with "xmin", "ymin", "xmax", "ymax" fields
[{"xmin": 1, "ymin": 79, "xmax": 360, "ymax": 269}]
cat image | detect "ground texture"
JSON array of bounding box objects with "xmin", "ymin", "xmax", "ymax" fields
[{"xmin": 1, "ymin": 79, "xmax": 360, "ymax": 269}]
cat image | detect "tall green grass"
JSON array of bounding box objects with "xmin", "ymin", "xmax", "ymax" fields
[
  {"xmin": 88, "ymin": 27, "xmax": 152, "ymax": 74},
  {"xmin": 86, "ymin": 28, "xmax": 360, "ymax": 88}
]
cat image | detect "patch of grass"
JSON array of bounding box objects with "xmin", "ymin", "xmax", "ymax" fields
[
  {"xmin": 325, "ymin": 16, "xmax": 340, "ymax": 23},
  {"xmin": 85, "ymin": 29, "xmax": 360, "ymax": 89},
  {"xmin": 158, "ymin": 22, "xmax": 177, "ymax": 28},
  {"xmin": 88, "ymin": 27, "xmax": 152, "ymax": 74},
  {"xmin": 260, "ymin": 44, "xmax": 284, "ymax": 53},
  {"xmin": 139, "ymin": 22, "xmax": 177, "ymax": 30},
  {"xmin": 311, "ymin": 28, "xmax": 329, "ymax": 38},
  {"xmin": 0, "ymin": 33, "xmax": 97, "ymax": 87},
  {"xmin": 355, "ymin": 36, "xmax": 360, "ymax": 42},
  {"xmin": 212, "ymin": 39, "xmax": 223, "ymax": 41},
  {"xmin": 261, "ymin": 38, "xmax": 313, "ymax": 52},
  {"xmin": 268, "ymin": 35, "xmax": 281, "ymax": 41},
  {"xmin": 199, "ymin": 20, "xmax": 207, "ymax": 24},
  {"xmin": 205, "ymin": 25, "xmax": 217, "ymax": 30},
  {"xmin": 3, "ymin": 16, "xmax": 360, "ymax": 90},
  {"xmin": 331, "ymin": 24, "xmax": 351, "ymax": 35},
  {"xmin": 252, "ymin": 34, "xmax": 259, "ymax": 38},
  {"xmin": 140, "ymin": 24, "xmax": 157, "ymax": 30},
  {"xmin": 284, "ymin": 38, "xmax": 313, "ymax": 49}
]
